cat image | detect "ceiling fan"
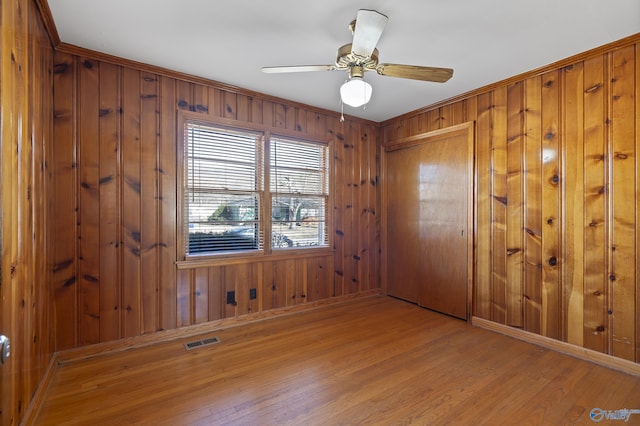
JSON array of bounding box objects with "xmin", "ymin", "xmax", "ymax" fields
[{"xmin": 262, "ymin": 9, "xmax": 454, "ymax": 108}]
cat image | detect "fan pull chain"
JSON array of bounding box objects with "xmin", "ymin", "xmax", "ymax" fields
[{"xmin": 340, "ymin": 100, "xmax": 345, "ymax": 123}]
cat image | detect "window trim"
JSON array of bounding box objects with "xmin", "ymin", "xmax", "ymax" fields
[{"xmin": 177, "ymin": 111, "xmax": 334, "ymax": 264}]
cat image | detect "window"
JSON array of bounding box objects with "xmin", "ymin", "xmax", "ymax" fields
[
  {"xmin": 270, "ymin": 137, "xmax": 329, "ymax": 248},
  {"xmin": 182, "ymin": 117, "xmax": 330, "ymax": 257},
  {"xmin": 184, "ymin": 123, "xmax": 263, "ymax": 254}
]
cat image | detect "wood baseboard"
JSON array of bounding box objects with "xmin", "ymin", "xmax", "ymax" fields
[
  {"xmin": 21, "ymin": 353, "xmax": 59, "ymax": 425},
  {"xmin": 472, "ymin": 316, "xmax": 640, "ymax": 377},
  {"xmin": 55, "ymin": 289, "xmax": 382, "ymax": 365}
]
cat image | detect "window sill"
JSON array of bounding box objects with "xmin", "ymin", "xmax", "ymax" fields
[{"xmin": 176, "ymin": 246, "xmax": 334, "ymax": 269}]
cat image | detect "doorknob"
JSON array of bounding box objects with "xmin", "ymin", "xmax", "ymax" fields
[{"xmin": 0, "ymin": 335, "xmax": 10, "ymax": 364}]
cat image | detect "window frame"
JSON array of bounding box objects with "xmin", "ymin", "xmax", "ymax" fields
[
  {"xmin": 268, "ymin": 135, "xmax": 331, "ymax": 251},
  {"xmin": 177, "ymin": 111, "xmax": 334, "ymax": 264}
]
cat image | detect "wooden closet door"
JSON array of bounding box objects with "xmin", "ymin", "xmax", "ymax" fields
[
  {"xmin": 384, "ymin": 124, "xmax": 473, "ymax": 319},
  {"xmin": 386, "ymin": 144, "xmax": 422, "ymax": 303},
  {"xmin": 417, "ymin": 132, "xmax": 469, "ymax": 319}
]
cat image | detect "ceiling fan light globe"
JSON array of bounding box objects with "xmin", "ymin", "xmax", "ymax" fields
[{"xmin": 340, "ymin": 77, "xmax": 372, "ymax": 107}]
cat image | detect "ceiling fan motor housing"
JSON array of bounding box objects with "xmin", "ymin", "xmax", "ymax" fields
[{"xmin": 336, "ymin": 44, "xmax": 379, "ymax": 70}]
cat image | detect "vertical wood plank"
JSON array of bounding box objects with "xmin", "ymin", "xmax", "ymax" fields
[
  {"xmin": 250, "ymin": 96, "xmax": 263, "ymax": 126},
  {"xmin": 332, "ymin": 121, "xmax": 345, "ymax": 296},
  {"xmin": 296, "ymin": 108, "xmax": 307, "ymax": 134},
  {"xmin": 367, "ymin": 124, "xmax": 378, "ymax": 291},
  {"xmin": 285, "ymin": 105, "xmax": 296, "ymax": 132},
  {"xmin": 158, "ymin": 76, "xmax": 177, "ymax": 331},
  {"xmin": 609, "ymin": 46, "xmax": 636, "ymax": 361},
  {"xmin": 207, "ymin": 87, "xmax": 222, "ymax": 117},
  {"xmin": 524, "ymin": 75, "xmax": 543, "ymax": 334},
  {"xmin": 307, "ymin": 113, "xmax": 328, "ymax": 140},
  {"xmin": 390, "ymin": 117, "xmax": 407, "ymax": 140},
  {"xmin": 427, "ymin": 109, "xmax": 440, "ymax": 132},
  {"xmin": 77, "ymin": 57, "xmax": 101, "ymax": 345},
  {"xmin": 344, "ymin": 123, "xmax": 357, "ymax": 294},
  {"xmin": 306, "ymin": 257, "xmax": 320, "ymax": 302},
  {"xmin": 261, "ymin": 261, "xmax": 276, "ymax": 310},
  {"xmin": 140, "ymin": 72, "xmax": 159, "ymax": 334},
  {"xmin": 465, "ymin": 97, "xmax": 478, "ymax": 124},
  {"xmin": 491, "ymin": 86, "xmax": 508, "ymax": 323},
  {"xmin": 176, "ymin": 268, "xmax": 192, "ymax": 327},
  {"xmin": 223, "ymin": 91, "xmax": 237, "ymax": 120},
  {"xmin": 360, "ymin": 124, "xmax": 374, "ymax": 291},
  {"xmin": 351, "ymin": 122, "xmax": 364, "ymax": 293},
  {"xmin": 562, "ymin": 62, "xmax": 585, "ymax": 347},
  {"xmin": 262, "ymin": 100, "xmax": 274, "ymax": 128},
  {"xmin": 272, "ymin": 261, "xmax": 287, "ymax": 308},
  {"xmin": 208, "ymin": 266, "xmax": 224, "ymax": 321},
  {"xmin": 5, "ymin": 0, "xmax": 28, "ymax": 415},
  {"xmin": 411, "ymin": 113, "xmax": 425, "ymax": 135},
  {"xmin": 380, "ymin": 123, "xmax": 394, "ymax": 143},
  {"xmin": 192, "ymin": 83, "xmax": 208, "ymax": 114},
  {"xmin": 176, "ymin": 80, "xmax": 192, "ymax": 112},
  {"xmin": 248, "ymin": 263, "xmax": 262, "ymax": 313},
  {"xmin": 51, "ymin": 52, "xmax": 78, "ymax": 351},
  {"xmin": 475, "ymin": 92, "xmax": 493, "ymax": 319},
  {"xmin": 121, "ymin": 68, "xmax": 142, "ymax": 338},
  {"xmin": 236, "ymin": 93, "xmax": 249, "ymax": 122},
  {"xmin": 449, "ymin": 101, "xmax": 463, "ymax": 126},
  {"xmin": 31, "ymin": 12, "xmax": 53, "ymax": 393},
  {"xmin": 583, "ymin": 55, "xmax": 608, "ymax": 352},
  {"xmin": 636, "ymin": 43, "xmax": 640, "ymax": 364},
  {"xmin": 439, "ymin": 104, "xmax": 452, "ymax": 128},
  {"xmin": 235, "ymin": 264, "xmax": 250, "ymax": 315},
  {"xmin": 2, "ymin": 5, "xmax": 17, "ymax": 421},
  {"xmin": 194, "ymin": 268, "xmax": 209, "ymax": 324},
  {"xmin": 540, "ymin": 70, "xmax": 561, "ymax": 340},
  {"xmin": 277, "ymin": 259, "xmax": 295, "ymax": 306},
  {"xmin": 313, "ymin": 112, "xmax": 328, "ymax": 140},
  {"xmin": 306, "ymin": 110, "xmax": 316, "ymax": 136},
  {"xmin": 223, "ymin": 265, "xmax": 237, "ymax": 318},
  {"xmin": 408, "ymin": 115, "xmax": 421, "ymax": 135},
  {"xmin": 293, "ymin": 259, "xmax": 307, "ymax": 305},
  {"xmin": 506, "ymin": 82, "xmax": 524, "ymax": 328},
  {"xmin": 274, "ymin": 103, "xmax": 286, "ymax": 129},
  {"xmin": 320, "ymin": 255, "xmax": 332, "ymax": 301},
  {"xmin": 98, "ymin": 62, "xmax": 122, "ymax": 342}
]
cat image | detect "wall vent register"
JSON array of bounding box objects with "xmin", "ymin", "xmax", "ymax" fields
[{"xmin": 184, "ymin": 337, "xmax": 220, "ymax": 351}]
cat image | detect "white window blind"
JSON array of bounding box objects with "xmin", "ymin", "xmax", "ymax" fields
[
  {"xmin": 185, "ymin": 123, "xmax": 263, "ymax": 254},
  {"xmin": 270, "ymin": 137, "xmax": 329, "ymax": 248}
]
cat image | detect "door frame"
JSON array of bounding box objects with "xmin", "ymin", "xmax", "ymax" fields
[{"xmin": 381, "ymin": 121, "xmax": 475, "ymax": 320}]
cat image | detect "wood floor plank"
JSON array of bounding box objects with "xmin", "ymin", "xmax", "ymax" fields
[{"xmin": 33, "ymin": 296, "xmax": 640, "ymax": 425}]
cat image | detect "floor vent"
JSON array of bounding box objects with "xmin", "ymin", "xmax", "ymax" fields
[{"xmin": 184, "ymin": 337, "xmax": 220, "ymax": 351}]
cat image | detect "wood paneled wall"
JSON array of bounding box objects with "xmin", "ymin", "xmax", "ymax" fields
[
  {"xmin": 4, "ymin": 2, "xmax": 635, "ymax": 421},
  {"xmin": 50, "ymin": 51, "xmax": 380, "ymax": 350},
  {"xmin": 0, "ymin": 0, "xmax": 54, "ymax": 423},
  {"xmin": 381, "ymin": 36, "xmax": 640, "ymax": 363}
]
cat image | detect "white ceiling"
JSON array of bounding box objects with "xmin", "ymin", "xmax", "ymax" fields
[{"xmin": 47, "ymin": 0, "xmax": 640, "ymax": 122}]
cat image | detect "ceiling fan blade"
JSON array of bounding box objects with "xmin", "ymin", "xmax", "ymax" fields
[
  {"xmin": 351, "ymin": 9, "xmax": 388, "ymax": 58},
  {"xmin": 262, "ymin": 65, "xmax": 337, "ymax": 74},
  {"xmin": 376, "ymin": 64, "xmax": 454, "ymax": 83}
]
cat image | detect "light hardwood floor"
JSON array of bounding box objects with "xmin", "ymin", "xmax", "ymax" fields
[{"xmin": 33, "ymin": 296, "xmax": 640, "ymax": 425}]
